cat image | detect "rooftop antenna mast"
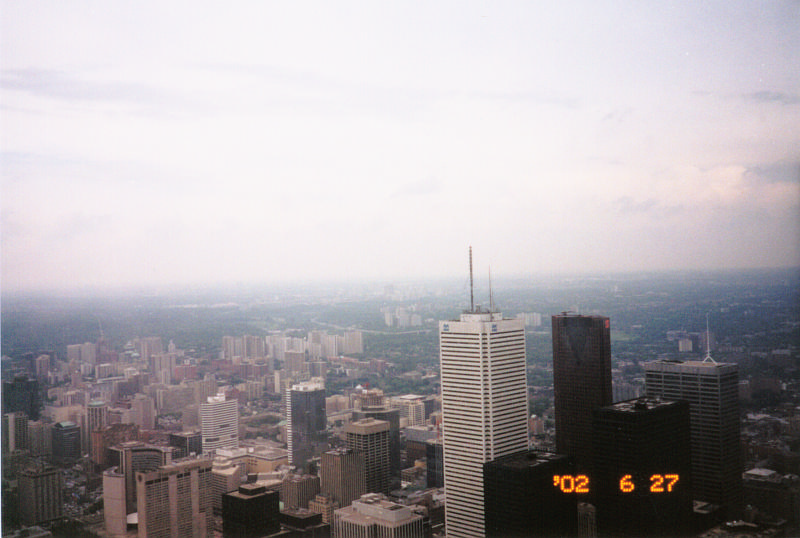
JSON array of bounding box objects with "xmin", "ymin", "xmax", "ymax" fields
[
  {"xmin": 469, "ymin": 246, "xmax": 474, "ymax": 313},
  {"xmin": 489, "ymin": 266, "xmax": 495, "ymax": 313},
  {"xmin": 702, "ymin": 312, "xmax": 717, "ymax": 363}
]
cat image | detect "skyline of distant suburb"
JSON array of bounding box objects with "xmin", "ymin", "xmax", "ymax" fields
[{"xmin": 1, "ymin": 2, "xmax": 799, "ymax": 292}]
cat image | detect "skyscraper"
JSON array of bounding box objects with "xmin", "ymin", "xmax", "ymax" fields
[
  {"xmin": 345, "ymin": 418, "xmax": 391, "ymax": 495},
  {"xmin": 483, "ymin": 451, "xmax": 577, "ymax": 538},
  {"xmin": 592, "ymin": 398, "xmax": 693, "ymax": 537},
  {"xmin": 644, "ymin": 358, "xmax": 742, "ymax": 518},
  {"xmin": 439, "ymin": 307, "xmax": 528, "ymax": 538},
  {"xmin": 222, "ymin": 484, "xmax": 280, "ymax": 538},
  {"xmin": 136, "ymin": 457, "xmax": 214, "ymax": 538},
  {"xmin": 552, "ymin": 313, "xmax": 612, "ymax": 468},
  {"xmin": 18, "ymin": 464, "xmax": 64, "ymax": 527},
  {"xmin": 321, "ymin": 447, "xmax": 366, "ymax": 509},
  {"xmin": 286, "ymin": 378, "xmax": 327, "ymax": 471},
  {"xmin": 199, "ymin": 392, "xmax": 239, "ymax": 456}
]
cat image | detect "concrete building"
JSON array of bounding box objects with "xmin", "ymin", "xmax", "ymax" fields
[
  {"xmin": 645, "ymin": 359, "xmax": 742, "ymax": 518},
  {"xmin": 333, "ymin": 493, "xmax": 424, "ymax": 538},
  {"xmin": 18, "ymin": 464, "xmax": 63, "ymax": 527},
  {"xmin": 199, "ymin": 392, "xmax": 239, "ymax": 456},
  {"xmin": 321, "ymin": 448, "xmax": 366, "ymax": 508},
  {"xmin": 106, "ymin": 441, "xmax": 173, "ymax": 516},
  {"xmin": 136, "ymin": 457, "xmax": 214, "ymax": 538},
  {"xmin": 439, "ymin": 309, "xmax": 528, "ymax": 538},
  {"xmin": 552, "ymin": 313, "xmax": 612, "ymax": 469},
  {"xmin": 283, "ymin": 473, "xmax": 321, "ymax": 509},
  {"xmin": 309, "ymin": 493, "xmax": 339, "ymax": 524},
  {"xmin": 346, "ymin": 419, "xmax": 390, "ymax": 496},
  {"xmin": 389, "ymin": 395, "xmax": 426, "ymax": 427}
]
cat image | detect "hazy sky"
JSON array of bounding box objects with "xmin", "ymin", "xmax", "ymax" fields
[{"xmin": 2, "ymin": 2, "xmax": 799, "ymax": 292}]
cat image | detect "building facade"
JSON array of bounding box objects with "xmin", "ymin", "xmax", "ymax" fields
[
  {"xmin": 592, "ymin": 398, "xmax": 693, "ymax": 537},
  {"xmin": 552, "ymin": 313, "xmax": 612, "ymax": 469},
  {"xmin": 286, "ymin": 379, "xmax": 327, "ymax": 471},
  {"xmin": 199, "ymin": 392, "xmax": 239, "ymax": 456},
  {"xmin": 483, "ymin": 451, "xmax": 577, "ymax": 538},
  {"xmin": 439, "ymin": 311, "xmax": 528, "ymax": 538},
  {"xmin": 644, "ymin": 359, "xmax": 742, "ymax": 519},
  {"xmin": 333, "ymin": 493, "xmax": 424, "ymax": 538},
  {"xmin": 18, "ymin": 465, "xmax": 63, "ymax": 527},
  {"xmin": 345, "ymin": 418, "xmax": 391, "ymax": 496},
  {"xmin": 136, "ymin": 457, "xmax": 214, "ymax": 538},
  {"xmin": 321, "ymin": 448, "xmax": 366, "ymax": 508}
]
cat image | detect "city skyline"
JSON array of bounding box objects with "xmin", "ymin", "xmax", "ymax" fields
[{"xmin": 2, "ymin": 2, "xmax": 799, "ymax": 293}]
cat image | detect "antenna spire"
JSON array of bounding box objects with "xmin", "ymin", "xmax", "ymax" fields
[
  {"xmin": 469, "ymin": 246, "xmax": 474, "ymax": 313},
  {"xmin": 702, "ymin": 312, "xmax": 716, "ymax": 363},
  {"xmin": 489, "ymin": 266, "xmax": 495, "ymax": 313}
]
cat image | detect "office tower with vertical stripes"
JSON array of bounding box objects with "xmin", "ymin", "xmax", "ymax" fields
[
  {"xmin": 439, "ymin": 294, "xmax": 528, "ymax": 538},
  {"xmin": 644, "ymin": 358, "xmax": 742, "ymax": 519}
]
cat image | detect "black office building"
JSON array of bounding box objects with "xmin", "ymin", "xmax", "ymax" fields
[
  {"xmin": 2, "ymin": 376, "xmax": 41, "ymax": 420},
  {"xmin": 483, "ymin": 451, "xmax": 578, "ymax": 538},
  {"xmin": 222, "ymin": 484, "xmax": 281, "ymax": 538},
  {"xmin": 592, "ymin": 398, "xmax": 693, "ymax": 537}
]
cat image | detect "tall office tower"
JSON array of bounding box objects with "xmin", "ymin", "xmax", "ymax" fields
[
  {"xmin": 321, "ymin": 448, "xmax": 367, "ymax": 508},
  {"xmin": 592, "ymin": 399, "xmax": 693, "ymax": 537},
  {"xmin": 2, "ymin": 376, "xmax": 41, "ymax": 420},
  {"xmin": 552, "ymin": 313, "xmax": 612, "ymax": 468},
  {"xmin": 222, "ymin": 484, "xmax": 281, "ymax": 538},
  {"xmin": 51, "ymin": 421, "xmax": 81, "ymax": 462},
  {"xmin": 352, "ymin": 406, "xmax": 401, "ymax": 476},
  {"xmin": 283, "ymin": 473, "xmax": 321, "ymax": 509},
  {"xmin": 18, "ymin": 464, "xmax": 64, "ymax": 526},
  {"xmin": 346, "ymin": 418, "xmax": 391, "ymax": 495},
  {"xmin": 644, "ymin": 358, "xmax": 742, "ymax": 518},
  {"xmin": 439, "ymin": 308, "xmax": 528, "ymax": 538},
  {"xmin": 136, "ymin": 457, "xmax": 214, "ymax": 538},
  {"xmin": 287, "ymin": 379, "xmax": 327, "ymax": 471},
  {"xmin": 87, "ymin": 399, "xmax": 109, "ymax": 463},
  {"xmin": 2, "ymin": 412, "xmax": 29, "ymax": 454},
  {"xmin": 483, "ymin": 451, "xmax": 577, "ymax": 538},
  {"xmin": 199, "ymin": 392, "xmax": 239, "ymax": 456},
  {"xmin": 426, "ymin": 439, "xmax": 444, "ymax": 488},
  {"xmin": 169, "ymin": 430, "xmax": 203, "ymax": 458},
  {"xmin": 333, "ymin": 493, "xmax": 424, "ymax": 538},
  {"xmin": 87, "ymin": 399, "xmax": 108, "ymax": 432}
]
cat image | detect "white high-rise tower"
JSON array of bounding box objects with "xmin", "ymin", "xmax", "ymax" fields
[
  {"xmin": 199, "ymin": 392, "xmax": 239, "ymax": 456},
  {"xmin": 438, "ymin": 249, "xmax": 529, "ymax": 538}
]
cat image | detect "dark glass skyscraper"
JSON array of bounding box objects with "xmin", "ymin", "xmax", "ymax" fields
[
  {"xmin": 552, "ymin": 313, "xmax": 612, "ymax": 469},
  {"xmin": 592, "ymin": 399, "xmax": 693, "ymax": 537},
  {"xmin": 483, "ymin": 451, "xmax": 577, "ymax": 538},
  {"xmin": 286, "ymin": 380, "xmax": 327, "ymax": 472}
]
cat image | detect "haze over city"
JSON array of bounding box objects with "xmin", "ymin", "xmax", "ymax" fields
[{"xmin": 2, "ymin": 2, "xmax": 799, "ymax": 293}]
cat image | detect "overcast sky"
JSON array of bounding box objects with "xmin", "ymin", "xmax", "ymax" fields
[{"xmin": 2, "ymin": 2, "xmax": 799, "ymax": 292}]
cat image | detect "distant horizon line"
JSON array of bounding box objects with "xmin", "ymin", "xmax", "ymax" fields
[{"xmin": 3, "ymin": 265, "xmax": 798, "ymax": 298}]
